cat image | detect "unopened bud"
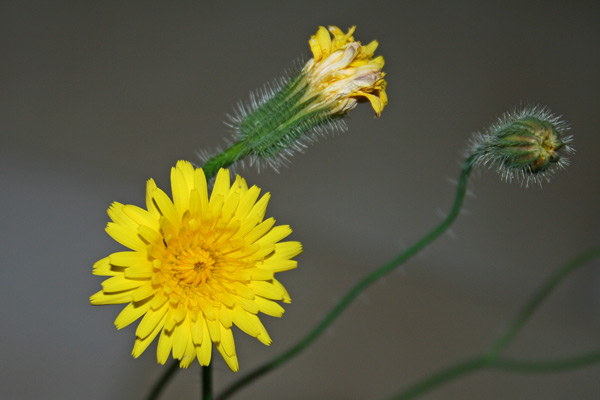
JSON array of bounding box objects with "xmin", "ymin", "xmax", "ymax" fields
[{"xmin": 468, "ymin": 106, "xmax": 573, "ymax": 185}]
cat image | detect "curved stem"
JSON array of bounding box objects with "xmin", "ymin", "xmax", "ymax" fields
[
  {"xmin": 146, "ymin": 360, "xmax": 179, "ymax": 400},
  {"xmin": 216, "ymin": 159, "xmax": 474, "ymax": 400},
  {"xmin": 387, "ymin": 356, "xmax": 488, "ymax": 400},
  {"xmin": 384, "ymin": 349, "xmax": 600, "ymax": 400},
  {"xmin": 492, "ymin": 351, "xmax": 600, "ymax": 372},
  {"xmin": 486, "ymin": 246, "xmax": 600, "ymax": 360},
  {"xmin": 387, "ymin": 246, "xmax": 600, "ymax": 399}
]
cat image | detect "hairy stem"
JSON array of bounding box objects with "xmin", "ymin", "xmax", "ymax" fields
[{"xmin": 216, "ymin": 159, "xmax": 475, "ymax": 400}]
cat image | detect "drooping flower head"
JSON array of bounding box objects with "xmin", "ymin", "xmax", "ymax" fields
[
  {"xmin": 217, "ymin": 25, "xmax": 387, "ymax": 173},
  {"xmin": 90, "ymin": 161, "xmax": 302, "ymax": 371}
]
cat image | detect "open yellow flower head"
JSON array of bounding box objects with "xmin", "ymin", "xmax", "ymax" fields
[
  {"xmin": 90, "ymin": 161, "xmax": 302, "ymax": 371},
  {"xmin": 302, "ymin": 25, "xmax": 387, "ymax": 116}
]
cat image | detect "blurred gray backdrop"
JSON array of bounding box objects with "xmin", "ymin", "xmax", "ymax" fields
[{"xmin": 2, "ymin": 1, "xmax": 600, "ymax": 399}]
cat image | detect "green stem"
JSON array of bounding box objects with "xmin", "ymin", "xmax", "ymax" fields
[
  {"xmin": 388, "ymin": 356, "xmax": 488, "ymax": 400},
  {"xmin": 492, "ymin": 351, "xmax": 600, "ymax": 372},
  {"xmin": 202, "ymin": 364, "xmax": 213, "ymax": 400},
  {"xmin": 386, "ymin": 350, "xmax": 600, "ymax": 400},
  {"xmin": 387, "ymin": 246, "xmax": 600, "ymax": 399},
  {"xmin": 202, "ymin": 142, "xmax": 250, "ymax": 180},
  {"xmin": 146, "ymin": 360, "xmax": 179, "ymax": 400},
  {"xmin": 486, "ymin": 246, "xmax": 600, "ymax": 360},
  {"xmin": 216, "ymin": 159, "xmax": 475, "ymax": 400}
]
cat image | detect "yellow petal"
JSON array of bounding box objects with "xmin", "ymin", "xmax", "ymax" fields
[
  {"xmin": 234, "ymin": 185, "xmax": 261, "ymax": 220},
  {"xmin": 193, "ymin": 168, "xmax": 209, "ymax": 214},
  {"xmin": 123, "ymin": 204, "xmax": 159, "ymax": 231},
  {"xmin": 172, "ymin": 315, "xmax": 191, "ymax": 359},
  {"xmin": 136, "ymin": 306, "xmax": 168, "ymax": 340},
  {"xmin": 206, "ymin": 318, "xmax": 221, "ymax": 343},
  {"xmin": 216, "ymin": 342, "xmax": 239, "ymax": 372},
  {"xmin": 191, "ymin": 317, "xmax": 205, "ymax": 345},
  {"xmin": 105, "ymin": 222, "xmax": 146, "ymax": 252},
  {"xmin": 218, "ymin": 322, "xmax": 236, "ymax": 357},
  {"xmin": 255, "ymin": 296, "xmax": 285, "ymax": 317},
  {"xmin": 255, "ymin": 224, "xmax": 292, "ymax": 246},
  {"xmin": 249, "ymin": 280, "xmax": 285, "ymax": 301},
  {"xmin": 309, "ymin": 26, "xmax": 330, "ymax": 61},
  {"xmin": 101, "ymin": 275, "xmax": 145, "ymax": 293},
  {"xmin": 249, "ymin": 268, "xmax": 274, "ymax": 281},
  {"xmin": 145, "ymin": 179, "xmax": 160, "ymax": 219},
  {"xmin": 232, "ymin": 306, "xmax": 262, "ymax": 337},
  {"xmin": 157, "ymin": 329, "xmax": 174, "ymax": 364},
  {"xmin": 131, "ymin": 281, "xmax": 155, "ymax": 301},
  {"xmin": 273, "ymin": 241, "xmax": 303, "ymax": 260},
  {"xmin": 92, "ymin": 257, "xmax": 121, "ymax": 276},
  {"xmin": 151, "ymin": 188, "xmax": 180, "ymax": 230},
  {"xmin": 195, "ymin": 322, "xmax": 212, "ymax": 366},
  {"xmin": 210, "ymin": 169, "xmax": 231, "ymax": 205},
  {"xmin": 124, "ymin": 264, "xmax": 154, "ymax": 279},
  {"xmin": 259, "ymin": 258, "xmax": 298, "ymax": 273},
  {"xmin": 175, "ymin": 160, "xmax": 195, "ymax": 189},
  {"xmin": 109, "ymin": 251, "xmax": 147, "ymax": 267},
  {"xmin": 244, "ymin": 217, "xmax": 275, "ymax": 243},
  {"xmin": 220, "ymin": 191, "xmax": 240, "ymax": 225},
  {"xmin": 137, "ymin": 224, "xmax": 163, "ymax": 245},
  {"xmin": 179, "ymin": 337, "xmax": 197, "ymax": 368},
  {"xmin": 90, "ymin": 290, "xmax": 132, "ymax": 305},
  {"xmin": 217, "ymin": 307, "xmax": 233, "ymax": 329},
  {"xmin": 247, "ymin": 192, "xmax": 270, "ymax": 221},
  {"xmin": 107, "ymin": 202, "xmax": 138, "ymax": 230},
  {"xmin": 171, "ymin": 164, "xmax": 190, "ymax": 217},
  {"xmin": 273, "ymin": 279, "xmax": 292, "ymax": 303},
  {"xmin": 359, "ymin": 40, "xmax": 379, "ymax": 59},
  {"xmin": 132, "ymin": 309, "xmax": 167, "ymax": 358},
  {"xmin": 115, "ymin": 301, "xmax": 151, "ymax": 329}
]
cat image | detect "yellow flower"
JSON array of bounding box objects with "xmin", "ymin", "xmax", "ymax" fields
[
  {"xmin": 90, "ymin": 161, "xmax": 302, "ymax": 371},
  {"xmin": 302, "ymin": 25, "xmax": 387, "ymax": 116}
]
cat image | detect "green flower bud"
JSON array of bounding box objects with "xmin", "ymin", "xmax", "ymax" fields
[{"xmin": 468, "ymin": 106, "xmax": 573, "ymax": 186}]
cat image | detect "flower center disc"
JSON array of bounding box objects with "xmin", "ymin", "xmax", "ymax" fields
[{"xmin": 166, "ymin": 245, "xmax": 217, "ymax": 287}]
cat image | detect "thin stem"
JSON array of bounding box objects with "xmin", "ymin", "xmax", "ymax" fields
[
  {"xmin": 387, "ymin": 246, "xmax": 600, "ymax": 399},
  {"xmin": 202, "ymin": 364, "xmax": 213, "ymax": 400},
  {"xmin": 202, "ymin": 142, "xmax": 250, "ymax": 180},
  {"xmin": 216, "ymin": 159, "xmax": 474, "ymax": 400},
  {"xmin": 486, "ymin": 246, "xmax": 600, "ymax": 360},
  {"xmin": 384, "ymin": 350, "xmax": 600, "ymax": 400},
  {"xmin": 387, "ymin": 356, "xmax": 488, "ymax": 400},
  {"xmin": 492, "ymin": 351, "xmax": 600, "ymax": 372},
  {"xmin": 146, "ymin": 360, "xmax": 179, "ymax": 400}
]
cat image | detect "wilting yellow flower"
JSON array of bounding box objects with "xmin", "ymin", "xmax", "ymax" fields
[
  {"xmin": 90, "ymin": 161, "xmax": 301, "ymax": 371},
  {"xmin": 302, "ymin": 25, "xmax": 387, "ymax": 116}
]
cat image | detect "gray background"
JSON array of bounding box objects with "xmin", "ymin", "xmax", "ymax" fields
[{"xmin": 2, "ymin": 1, "xmax": 600, "ymax": 399}]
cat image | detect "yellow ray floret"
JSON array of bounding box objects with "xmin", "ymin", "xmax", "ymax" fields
[
  {"xmin": 91, "ymin": 161, "xmax": 302, "ymax": 371},
  {"xmin": 303, "ymin": 25, "xmax": 387, "ymax": 116}
]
